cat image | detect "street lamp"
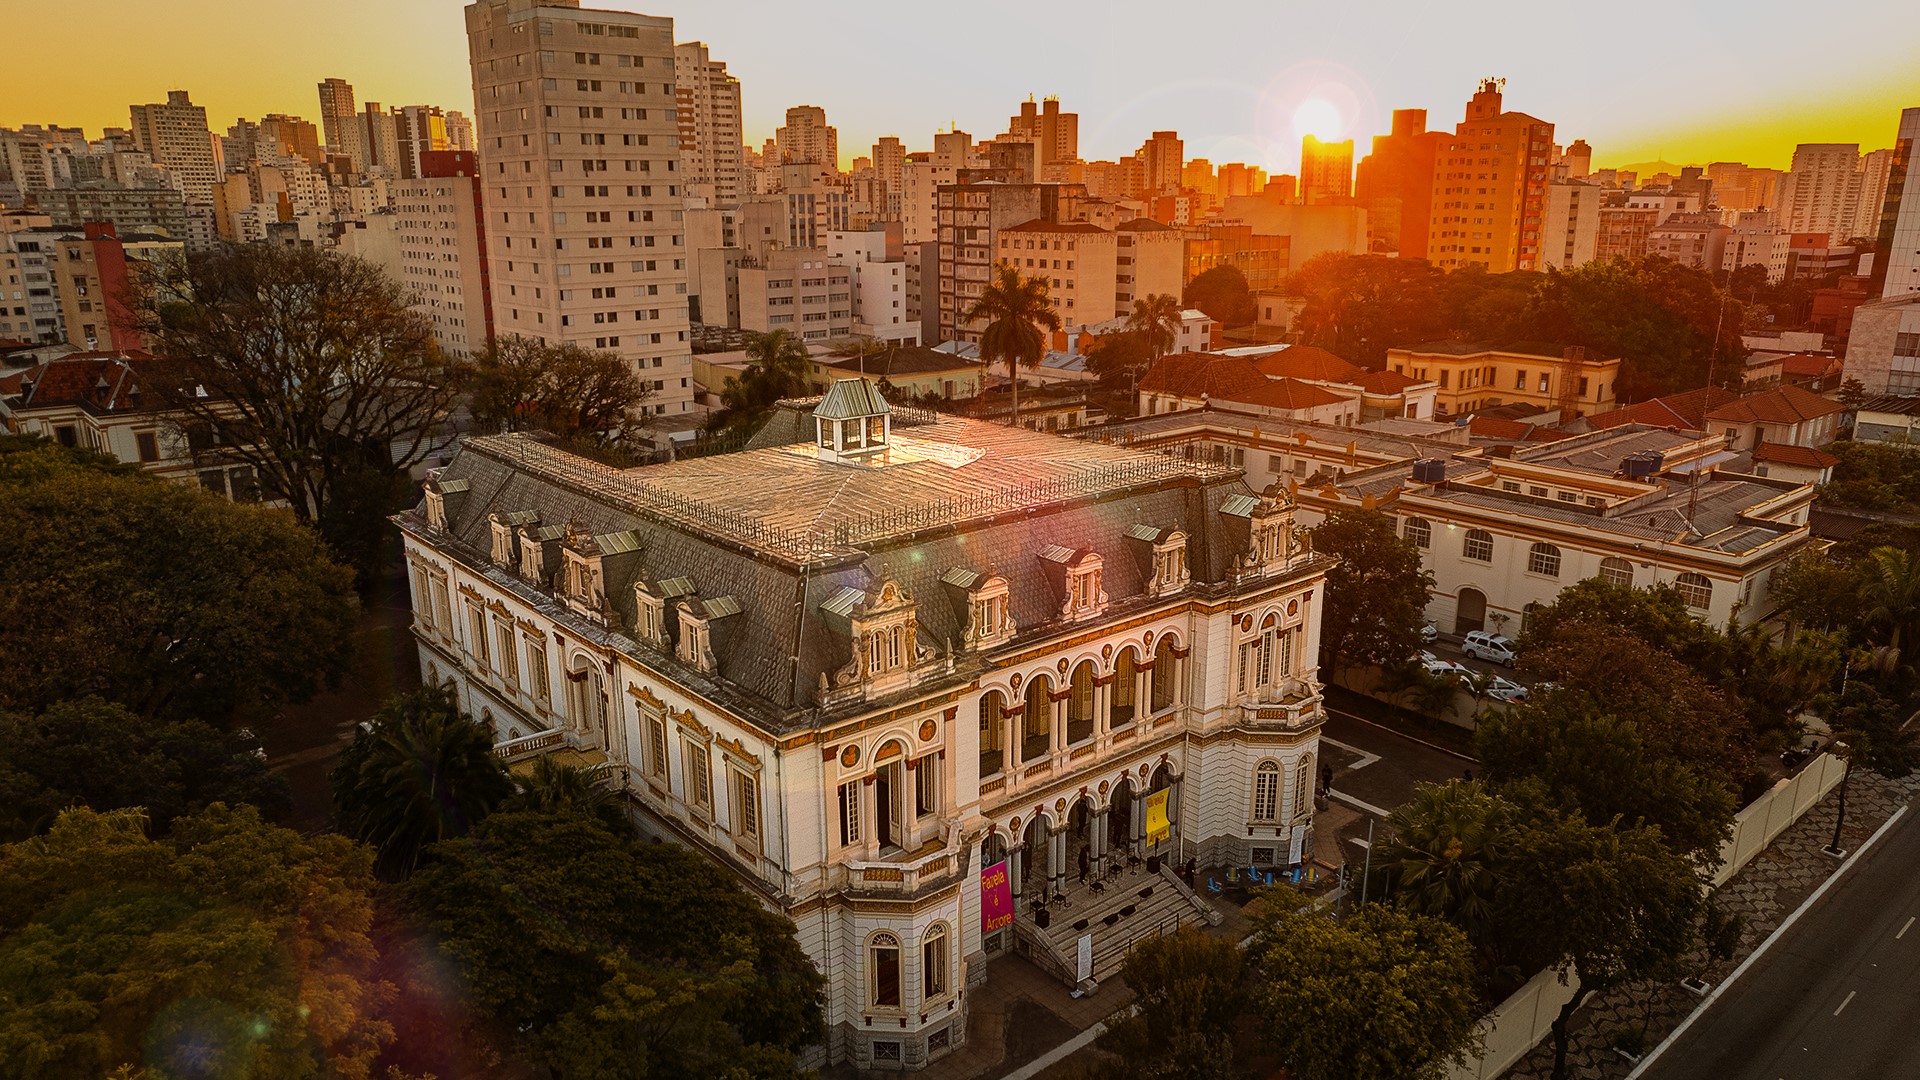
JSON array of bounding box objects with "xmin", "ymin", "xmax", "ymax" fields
[{"xmin": 1822, "ymin": 739, "xmax": 1851, "ymax": 859}]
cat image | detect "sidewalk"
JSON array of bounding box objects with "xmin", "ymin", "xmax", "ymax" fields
[{"xmin": 1500, "ymin": 767, "xmax": 1920, "ymax": 1080}]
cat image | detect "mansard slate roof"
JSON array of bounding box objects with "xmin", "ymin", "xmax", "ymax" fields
[{"xmin": 404, "ymin": 409, "xmax": 1273, "ymax": 726}]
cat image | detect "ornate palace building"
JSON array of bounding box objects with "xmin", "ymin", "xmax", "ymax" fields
[{"xmin": 396, "ymin": 379, "xmax": 1331, "ymax": 1069}]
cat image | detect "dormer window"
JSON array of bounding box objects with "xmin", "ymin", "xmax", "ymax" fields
[
  {"xmin": 423, "ymin": 489, "xmax": 447, "ymax": 530},
  {"xmin": 565, "ymin": 553, "xmax": 599, "ymax": 603},
  {"xmin": 1069, "ymin": 566, "xmax": 1101, "ymax": 612},
  {"xmin": 677, "ymin": 603, "xmax": 714, "ymax": 672},
  {"xmin": 1153, "ymin": 530, "xmax": 1190, "ymax": 594},
  {"xmin": 1041, "ymin": 544, "xmax": 1108, "ymax": 622},
  {"xmin": 634, "ymin": 581, "xmax": 666, "ymax": 646},
  {"xmin": 490, "ymin": 511, "xmax": 539, "ymax": 568}
]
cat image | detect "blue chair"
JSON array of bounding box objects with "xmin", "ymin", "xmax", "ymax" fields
[{"xmin": 1206, "ymin": 877, "xmax": 1223, "ymax": 895}]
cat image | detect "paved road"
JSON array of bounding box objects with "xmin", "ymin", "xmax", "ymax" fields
[
  {"xmin": 1316, "ymin": 709, "xmax": 1476, "ymax": 878},
  {"xmin": 1640, "ymin": 804, "xmax": 1920, "ymax": 1080}
]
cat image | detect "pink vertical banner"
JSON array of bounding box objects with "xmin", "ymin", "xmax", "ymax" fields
[{"xmin": 981, "ymin": 859, "xmax": 1014, "ymax": 934}]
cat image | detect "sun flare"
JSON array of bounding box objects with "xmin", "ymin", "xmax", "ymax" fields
[{"xmin": 1292, "ymin": 97, "xmax": 1344, "ymax": 141}]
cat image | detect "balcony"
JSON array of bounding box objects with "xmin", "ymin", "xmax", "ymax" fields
[
  {"xmin": 840, "ymin": 840, "xmax": 963, "ymax": 896},
  {"xmin": 1237, "ymin": 678, "xmax": 1325, "ymax": 732},
  {"xmin": 493, "ymin": 725, "xmax": 608, "ymax": 774}
]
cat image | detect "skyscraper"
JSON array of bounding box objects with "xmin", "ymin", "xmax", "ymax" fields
[
  {"xmin": 1873, "ymin": 107, "xmax": 1920, "ymax": 299},
  {"xmin": 674, "ymin": 41, "xmax": 746, "ymax": 206},
  {"xmin": 1777, "ymin": 144, "xmax": 1891, "ymax": 245},
  {"xmin": 361, "ymin": 102, "xmax": 401, "ymax": 175},
  {"xmin": 1006, "ymin": 96, "xmax": 1078, "ymax": 173},
  {"xmin": 394, "ymin": 105, "xmax": 450, "ymax": 179},
  {"xmin": 465, "ymin": 0, "xmax": 693, "ymax": 418},
  {"xmin": 445, "ymin": 111, "xmax": 476, "ymax": 151},
  {"xmin": 1299, "ymin": 135, "xmax": 1354, "ymax": 204},
  {"xmin": 128, "ymin": 90, "xmax": 218, "ymax": 205},
  {"xmin": 872, "ymin": 136, "xmax": 905, "ymax": 197},
  {"xmin": 1354, "ymin": 109, "xmax": 1443, "ymax": 257},
  {"xmin": 1137, "ymin": 130, "xmax": 1183, "ymax": 197},
  {"xmin": 1427, "ymin": 79, "xmax": 1554, "ymax": 273},
  {"xmin": 317, "ymin": 77, "xmax": 366, "ymax": 169},
  {"xmin": 776, "ymin": 105, "xmax": 837, "ymax": 169}
]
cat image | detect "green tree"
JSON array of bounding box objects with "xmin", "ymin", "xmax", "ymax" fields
[
  {"xmin": 406, "ymin": 809, "xmax": 825, "ymax": 1079},
  {"xmin": 1831, "ymin": 682, "xmax": 1920, "ymax": 779},
  {"xmin": 1308, "ymin": 508, "xmax": 1433, "ymax": 675},
  {"xmin": 1126, "ymin": 293, "xmax": 1183, "ymax": 365},
  {"xmin": 1477, "ymin": 695, "xmax": 1737, "ymax": 864},
  {"xmin": 137, "ymin": 243, "xmax": 467, "ymax": 576},
  {"xmin": 1182, "ymin": 265, "xmax": 1256, "ymax": 328},
  {"xmin": 0, "ymin": 697, "xmax": 288, "ymax": 842},
  {"xmin": 964, "ymin": 262, "xmax": 1060, "ymax": 426},
  {"xmin": 1769, "ymin": 549, "xmax": 1870, "ymax": 634},
  {"xmin": 0, "ymin": 805, "xmax": 395, "ymax": 1080},
  {"xmin": 0, "ymin": 440, "xmax": 357, "ymax": 725},
  {"xmin": 1492, "ymin": 808, "xmax": 1704, "ymax": 1080},
  {"xmin": 1284, "ymin": 253, "xmax": 1450, "ymax": 364},
  {"xmin": 1250, "ymin": 898, "xmax": 1481, "ymax": 1080},
  {"xmin": 1375, "ymin": 781, "xmax": 1509, "ymax": 972},
  {"xmin": 505, "ymin": 756, "xmax": 634, "ymax": 839},
  {"xmin": 1083, "ymin": 330, "xmax": 1156, "ymax": 396},
  {"xmin": 332, "ymin": 684, "xmax": 514, "ymax": 879},
  {"xmin": 705, "ymin": 329, "xmax": 817, "ymax": 436},
  {"xmin": 471, "ymin": 335, "xmax": 654, "ymax": 445},
  {"xmin": 1518, "ymin": 577, "xmax": 1727, "ymax": 677},
  {"xmin": 1861, "ymin": 545, "xmax": 1920, "ymax": 663},
  {"xmin": 1518, "ymin": 256, "xmax": 1746, "ymax": 401},
  {"xmin": 1098, "ymin": 925, "xmax": 1244, "ymax": 1080},
  {"xmin": 1820, "ymin": 440, "xmax": 1920, "ymax": 512}
]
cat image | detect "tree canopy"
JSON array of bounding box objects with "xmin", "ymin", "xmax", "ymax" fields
[
  {"xmin": 1098, "ymin": 925, "xmax": 1245, "ymax": 1080},
  {"xmin": 1183, "ymin": 265, "xmax": 1255, "ymax": 328},
  {"xmin": 965, "ymin": 262, "xmax": 1060, "ymax": 425},
  {"xmin": 704, "ymin": 329, "xmax": 816, "ymax": 436},
  {"xmin": 0, "ymin": 805, "xmax": 394, "ymax": 1080},
  {"xmin": 1308, "ymin": 508, "xmax": 1433, "ymax": 674},
  {"xmin": 136, "ymin": 243, "xmax": 467, "ymax": 575},
  {"xmin": 332, "ymin": 684, "xmax": 514, "ymax": 879},
  {"xmin": 1250, "ymin": 899, "xmax": 1481, "ymax": 1080},
  {"xmin": 0, "ymin": 697, "xmax": 288, "ymax": 842},
  {"xmin": 405, "ymin": 809, "xmax": 825, "ymax": 1079},
  {"xmin": 471, "ymin": 335, "xmax": 654, "ymax": 446},
  {"xmin": 0, "ymin": 439, "xmax": 357, "ymax": 726}
]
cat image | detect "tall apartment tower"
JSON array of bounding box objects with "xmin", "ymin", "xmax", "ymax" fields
[
  {"xmin": 445, "ymin": 111, "xmax": 477, "ymax": 151},
  {"xmin": 776, "ymin": 105, "xmax": 838, "ymax": 169},
  {"xmin": 674, "ymin": 41, "xmax": 746, "ymax": 206},
  {"xmin": 392, "ymin": 150, "xmax": 494, "ymax": 360},
  {"xmin": 1428, "ymin": 79, "xmax": 1554, "ymax": 273},
  {"xmin": 395, "ymin": 105, "xmax": 451, "ymax": 179},
  {"xmin": 1874, "ymin": 107, "xmax": 1920, "ymax": 298},
  {"xmin": 317, "ymin": 78, "xmax": 367, "ymax": 169},
  {"xmin": 465, "ymin": 0, "xmax": 693, "ymax": 418},
  {"xmin": 1299, "ymin": 135, "xmax": 1354, "ymax": 203},
  {"xmin": 872, "ymin": 136, "xmax": 905, "ymax": 198},
  {"xmin": 1007, "ymin": 96, "xmax": 1078, "ymax": 172},
  {"xmin": 1777, "ymin": 144, "xmax": 1885, "ymax": 245},
  {"xmin": 362, "ymin": 103, "xmax": 402, "ymax": 175},
  {"xmin": 1354, "ymin": 109, "xmax": 1442, "ymax": 257},
  {"xmin": 128, "ymin": 90, "xmax": 219, "ymax": 205},
  {"xmin": 1138, "ymin": 130, "xmax": 1183, "ymax": 197}
]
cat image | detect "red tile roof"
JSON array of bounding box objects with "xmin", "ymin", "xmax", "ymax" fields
[
  {"xmin": 1779, "ymin": 353, "xmax": 1841, "ymax": 379},
  {"xmin": 1352, "ymin": 368, "xmax": 1420, "ymax": 394},
  {"xmin": 1704, "ymin": 385, "xmax": 1845, "ymax": 425},
  {"xmin": 1753, "ymin": 443, "xmax": 1839, "ymax": 468},
  {"xmin": 1589, "ymin": 386, "xmax": 1740, "ymax": 430},
  {"xmin": 1, "ymin": 355, "xmax": 156, "ymax": 415},
  {"xmin": 1139, "ymin": 353, "xmax": 1347, "ymax": 412},
  {"xmin": 1252, "ymin": 345, "xmax": 1362, "ymax": 383},
  {"xmin": 1000, "ymin": 218, "xmax": 1110, "ymax": 234},
  {"xmin": 1242, "ymin": 378, "xmax": 1347, "ymax": 411}
]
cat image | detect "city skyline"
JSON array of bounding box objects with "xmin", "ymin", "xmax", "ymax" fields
[{"xmin": 4, "ymin": 0, "xmax": 1917, "ymax": 173}]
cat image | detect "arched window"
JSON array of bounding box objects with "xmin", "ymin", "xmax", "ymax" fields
[
  {"xmin": 978, "ymin": 691, "xmax": 1006, "ymax": 778},
  {"xmin": 1252, "ymin": 761, "xmax": 1280, "ymax": 822},
  {"xmin": 1463, "ymin": 528, "xmax": 1494, "ymax": 562},
  {"xmin": 1066, "ymin": 661, "xmax": 1096, "ymax": 744},
  {"xmin": 1599, "ymin": 556, "xmax": 1633, "ymax": 587},
  {"xmin": 1676, "ymin": 572, "xmax": 1713, "ymax": 611},
  {"xmin": 922, "ymin": 925, "xmax": 950, "ymax": 1001},
  {"xmin": 1404, "ymin": 516, "xmax": 1432, "ymax": 549},
  {"xmin": 1022, "ymin": 676, "xmax": 1052, "ymax": 762},
  {"xmin": 869, "ymin": 932, "xmax": 902, "ymax": 1008},
  {"xmin": 1151, "ymin": 637, "xmax": 1179, "ymax": 712},
  {"xmin": 1112, "ymin": 649, "xmax": 1138, "ymax": 727},
  {"xmin": 1293, "ymin": 754, "xmax": 1314, "ymax": 819},
  {"xmin": 1527, "ymin": 542, "xmax": 1561, "ymax": 577}
]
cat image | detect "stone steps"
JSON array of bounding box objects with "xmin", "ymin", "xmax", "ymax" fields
[{"xmin": 1031, "ymin": 867, "xmax": 1211, "ymax": 983}]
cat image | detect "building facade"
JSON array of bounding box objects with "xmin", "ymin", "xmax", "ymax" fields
[
  {"xmin": 1427, "ymin": 79, "xmax": 1553, "ymax": 273},
  {"xmin": 1384, "ymin": 342, "xmax": 1620, "ymax": 418},
  {"xmin": 675, "ymin": 41, "xmax": 746, "ymax": 207},
  {"xmin": 397, "ymin": 383, "xmax": 1330, "ymax": 1069},
  {"xmin": 127, "ymin": 90, "xmax": 219, "ymax": 207},
  {"xmin": 465, "ymin": 0, "xmax": 695, "ymax": 421},
  {"xmin": 391, "ymin": 150, "xmax": 494, "ymax": 359}
]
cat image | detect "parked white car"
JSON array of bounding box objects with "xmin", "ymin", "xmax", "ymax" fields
[
  {"xmin": 1481, "ymin": 676, "xmax": 1529, "ymax": 703},
  {"xmin": 1416, "ymin": 650, "xmax": 1472, "ymax": 679},
  {"xmin": 1419, "ymin": 622, "xmax": 1438, "ymax": 644},
  {"xmin": 1461, "ymin": 631, "xmax": 1518, "ymax": 667}
]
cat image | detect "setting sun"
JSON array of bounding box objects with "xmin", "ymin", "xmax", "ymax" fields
[{"xmin": 1292, "ymin": 96, "xmax": 1344, "ymax": 140}]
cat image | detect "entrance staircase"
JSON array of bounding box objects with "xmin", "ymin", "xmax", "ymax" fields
[{"xmin": 1013, "ymin": 863, "xmax": 1222, "ymax": 993}]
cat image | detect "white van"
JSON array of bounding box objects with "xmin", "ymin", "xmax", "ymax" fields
[{"xmin": 1462, "ymin": 631, "xmax": 1518, "ymax": 667}]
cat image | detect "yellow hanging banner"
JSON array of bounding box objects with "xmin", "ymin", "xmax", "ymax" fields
[{"xmin": 1146, "ymin": 789, "xmax": 1171, "ymax": 846}]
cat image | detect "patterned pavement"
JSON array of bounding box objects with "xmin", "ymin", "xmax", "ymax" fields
[{"xmin": 1500, "ymin": 768, "xmax": 1920, "ymax": 1080}]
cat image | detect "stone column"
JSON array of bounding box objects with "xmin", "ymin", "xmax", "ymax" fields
[
  {"xmin": 1049, "ymin": 825, "xmax": 1068, "ymax": 896},
  {"xmin": 1092, "ymin": 807, "xmax": 1110, "ymax": 876},
  {"xmin": 1170, "ymin": 774, "xmax": 1186, "ymax": 857}
]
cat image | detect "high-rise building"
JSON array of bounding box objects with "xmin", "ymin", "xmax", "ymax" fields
[
  {"xmin": 776, "ymin": 105, "xmax": 838, "ymax": 170},
  {"xmin": 1427, "ymin": 79, "xmax": 1554, "ymax": 273},
  {"xmin": 674, "ymin": 42, "xmax": 746, "ymax": 207},
  {"xmin": 1562, "ymin": 139, "xmax": 1592, "ymax": 179},
  {"xmin": 317, "ymin": 78, "xmax": 366, "ymax": 168},
  {"xmin": 128, "ymin": 90, "xmax": 219, "ymax": 205},
  {"xmin": 261, "ymin": 114, "xmax": 325, "ymax": 166},
  {"xmin": 1777, "ymin": 143, "xmax": 1891, "ymax": 245},
  {"xmin": 1354, "ymin": 109, "xmax": 1443, "ymax": 257},
  {"xmin": 1216, "ymin": 162, "xmax": 1266, "ymax": 200},
  {"xmin": 394, "ymin": 105, "xmax": 450, "ymax": 179},
  {"xmin": 872, "ymin": 136, "xmax": 905, "ymax": 211},
  {"xmin": 390, "ymin": 150, "xmax": 494, "ymax": 360},
  {"xmin": 1538, "ymin": 180, "xmax": 1601, "ymax": 269},
  {"xmin": 1706, "ymin": 162, "xmax": 1782, "ymax": 213},
  {"xmin": 1299, "ymin": 135, "xmax": 1353, "ymax": 204},
  {"xmin": 1006, "ymin": 96, "xmax": 1078, "ymax": 173},
  {"xmin": 361, "ymin": 102, "xmax": 401, "ymax": 175},
  {"xmin": 465, "ymin": 0, "xmax": 694, "ymax": 419},
  {"xmin": 1137, "ymin": 130, "xmax": 1183, "ymax": 197},
  {"xmin": 445, "ymin": 111, "xmax": 476, "ymax": 151},
  {"xmin": 1873, "ymin": 107, "xmax": 1918, "ymax": 299}
]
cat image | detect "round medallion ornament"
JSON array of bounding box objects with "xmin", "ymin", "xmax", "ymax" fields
[
  {"xmin": 1144, "ymin": 630, "xmax": 1155, "ymax": 647},
  {"xmin": 1056, "ymin": 658, "xmax": 1068, "ymax": 675},
  {"xmin": 840, "ymin": 745, "xmax": 860, "ymax": 769},
  {"xmin": 1288, "ymin": 599, "xmax": 1300, "ymax": 617},
  {"xmin": 1101, "ymin": 643, "xmax": 1113, "ymax": 660},
  {"xmin": 1240, "ymin": 614, "xmax": 1253, "ymax": 631},
  {"xmin": 1054, "ymin": 798, "xmax": 1067, "ymax": 814},
  {"xmin": 1011, "ymin": 673, "xmax": 1024, "ymax": 691},
  {"xmin": 1010, "ymin": 816, "xmax": 1021, "ymax": 835},
  {"xmin": 1098, "ymin": 780, "xmax": 1110, "ymax": 795},
  {"xmin": 918, "ymin": 719, "xmax": 937, "ymax": 742}
]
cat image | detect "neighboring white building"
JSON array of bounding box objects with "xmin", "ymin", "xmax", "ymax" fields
[
  {"xmin": 1540, "ymin": 180, "xmax": 1601, "ymax": 269},
  {"xmin": 465, "ymin": 0, "xmax": 695, "ymax": 423},
  {"xmin": 398, "ymin": 380, "xmax": 1331, "ymax": 1069},
  {"xmin": 1843, "ymin": 292, "xmax": 1920, "ymax": 397},
  {"xmin": 826, "ymin": 222, "xmax": 919, "ymax": 345},
  {"xmin": 674, "ymin": 42, "xmax": 746, "ymax": 207},
  {"xmin": 390, "ymin": 151, "xmax": 492, "ymax": 360},
  {"xmin": 128, "ymin": 90, "xmax": 220, "ymax": 206}
]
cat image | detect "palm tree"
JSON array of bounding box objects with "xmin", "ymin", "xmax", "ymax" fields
[
  {"xmin": 1124, "ymin": 293, "xmax": 1183, "ymax": 407},
  {"xmin": 707, "ymin": 329, "xmax": 816, "ymax": 435},
  {"xmin": 332, "ymin": 683, "xmax": 514, "ymax": 878},
  {"xmin": 1374, "ymin": 780, "xmax": 1506, "ymax": 961},
  {"xmin": 963, "ymin": 262, "xmax": 1060, "ymax": 426},
  {"xmin": 508, "ymin": 754, "xmax": 634, "ymax": 838},
  {"xmin": 1863, "ymin": 545, "xmax": 1920, "ymax": 666}
]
